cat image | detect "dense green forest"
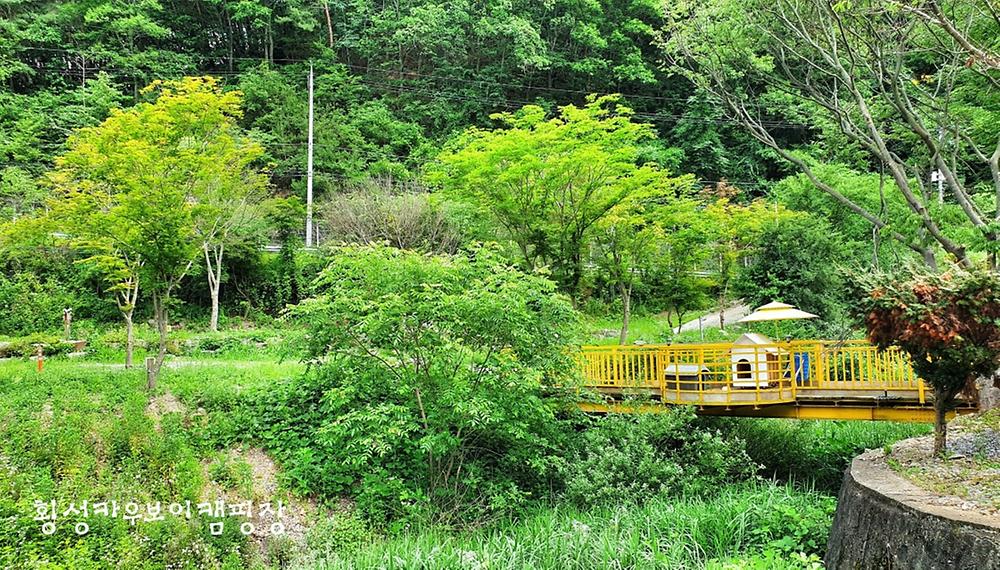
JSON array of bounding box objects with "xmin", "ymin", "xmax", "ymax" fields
[
  {"xmin": 2, "ymin": 0, "xmax": 998, "ymax": 331},
  {"xmin": 3, "ymin": 0, "xmax": 998, "ymax": 335},
  {"xmin": 1, "ymin": 0, "xmax": 781, "ymax": 336},
  {"xmin": 1, "ymin": 1, "xmax": 998, "ymax": 568}
]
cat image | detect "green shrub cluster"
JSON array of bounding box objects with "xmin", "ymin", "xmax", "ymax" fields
[
  {"xmin": 244, "ymin": 245, "xmax": 761, "ymax": 530},
  {"xmin": 562, "ymin": 409, "xmax": 758, "ymax": 506},
  {"xmin": 0, "ymin": 333, "xmax": 77, "ymax": 358},
  {"xmin": 0, "ymin": 272, "xmax": 74, "ymax": 335},
  {"xmin": 247, "ymin": 244, "xmax": 581, "ymax": 528},
  {"xmin": 305, "ymin": 511, "xmax": 374, "ymax": 556},
  {"xmin": 82, "ymin": 326, "xmax": 304, "ymax": 360}
]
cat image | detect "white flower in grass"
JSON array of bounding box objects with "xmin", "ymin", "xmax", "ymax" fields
[
  {"xmin": 571, "ymin": 520, "xmax": 591, "ymax": 535},
  {"xmin": 461, "ymin": 550, "xmax": 484, "ymax": 570}
]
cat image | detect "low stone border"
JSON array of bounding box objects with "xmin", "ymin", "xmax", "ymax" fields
[{"xmin": 825, "ymin": 450, "xmax": 1000, "ymax": 569}]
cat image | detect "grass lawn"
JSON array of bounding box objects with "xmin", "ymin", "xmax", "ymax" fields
[
  {"xmin": 581, "ymin": 313, "xmax": 754, "ymax": 346},
  {"xmin": 582, "ymin": 313, "xmax": 674, "ymax": 345}
]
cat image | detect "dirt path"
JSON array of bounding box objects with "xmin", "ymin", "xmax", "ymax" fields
[{"xmin": 673, "ymin": 303, "xmax": 750, "ymax": 333}]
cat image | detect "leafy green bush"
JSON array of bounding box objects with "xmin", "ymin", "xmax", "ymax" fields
[
  {"xmin": 750, "ymin": 498, "xmax": 833, "ymax": 557},
  {"xmin": 306, "ymin": 511, "xmax": 374, "ymax": 556},
  {"xmin": 0, "ymin": 333, "xmax": 76, "ymax": 358},
  {"xmin": 259, "ymin": 244, "xmax": 580, "ymax": 527},
  {"xmin": 85, "ymin": 325, "xmax": 303, "ymax": 361},
  {"xmin": 0, "ymin": 272, "xmax": 76, "ymax": 335},
  {"xmin": 562, "ymin": 408, "xmax": 758, "ymax": 506}
]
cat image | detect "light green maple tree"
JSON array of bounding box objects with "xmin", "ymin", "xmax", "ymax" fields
[{"xmin": 48, "ymin": 76, "xmax": 267, "ymax": 387}]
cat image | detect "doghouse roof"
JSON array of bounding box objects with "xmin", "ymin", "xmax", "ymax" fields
[{"xmin": 733, "ymin": 333, "xmax": 778, "ymax": 351}]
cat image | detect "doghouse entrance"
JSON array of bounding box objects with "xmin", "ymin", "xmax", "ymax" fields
[{"xmin": 736, "ymin": 359, "xmax": 751, "ymax": 380}]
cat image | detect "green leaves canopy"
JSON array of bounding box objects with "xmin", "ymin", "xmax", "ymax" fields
[
  {"xmin": 430, "ymin": 95, "xmax": 689, "ymax": 299},
  {"xmin": 47, "ymin": 76, "xmax": 267, "ymax": 296}
]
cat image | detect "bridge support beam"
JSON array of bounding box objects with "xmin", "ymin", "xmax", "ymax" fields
[{"xmin": 577, "ymin": 402, "xmax": 975, "ymax": 423}]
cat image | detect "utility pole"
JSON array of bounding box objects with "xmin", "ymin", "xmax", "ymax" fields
[
  {"xmin": 934, "ymin": 126, "xmax": 944, "ymax": 204},
  {"xmin": 306, "ymin": 62, "xmax": 315, "ymax": 247},
  {"xmin": 931, "ymin": 169, "xmax": 944, "ymax": 204}
]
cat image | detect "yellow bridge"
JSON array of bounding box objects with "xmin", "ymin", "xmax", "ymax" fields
[{"xmin": 578, "ymin": 340, "xmax": 978, "ymax": 422}]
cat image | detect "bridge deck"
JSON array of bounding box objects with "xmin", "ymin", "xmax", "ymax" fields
[{"xmin": 578, "ymin": 340, "xmax": 978, "ymax": 422}]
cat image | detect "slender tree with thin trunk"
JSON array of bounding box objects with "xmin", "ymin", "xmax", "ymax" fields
[
  {"xmin": 49, "ymin": 76, "xmax": 266, "ymax": 388},
  {"xmin": 196, "ymin": 182, "xmax": 266, "ymax": 332},
  {"xmin": 74, "ymin": 248, "xmax": 142, "ymax": 368},
  {"xmin": 593, "ymin": 184, "xmax": 702, "ymax": 344},
  {"xmin": 664, "ymin": 0, "xmax": 1000, "ymax": 267}
]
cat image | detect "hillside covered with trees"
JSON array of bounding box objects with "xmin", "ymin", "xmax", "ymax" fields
[
  {"xmin": 3, "ymin": 0, "xmax": 997, "ymax": 330},
  {"xmin": 1, "ymin": 1, "xmax": 998, "ymax": 568}
]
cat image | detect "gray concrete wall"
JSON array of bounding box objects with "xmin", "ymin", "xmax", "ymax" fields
[
  {"xmin": 826, "ymin": 451, "xmax": 1000, "ymax": 570},
  {"xmin": 977, "ymin": 375, "xmax": 1000, "ymax": 411}
]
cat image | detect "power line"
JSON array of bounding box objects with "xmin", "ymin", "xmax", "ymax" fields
[
  {"xmin": 21, "ymin": 46, "xmax": 701, "ymax": 105},
  {"xmin": 24, "ymin": 133, "xmax": 773, "ymax": 188},
  {"xmin": 17, "ymin": 47, "xmax": 808, "ymax": 130},
  {"xmin": 29, "ymin": 63, "xmax": 804, "ymax": 129}
]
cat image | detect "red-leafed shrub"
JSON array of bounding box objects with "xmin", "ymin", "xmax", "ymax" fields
[{"xmin": 854, "ymin": 268, "xmax": 1000, "ymax": 454}]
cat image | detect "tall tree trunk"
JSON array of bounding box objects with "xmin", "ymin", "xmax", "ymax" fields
[
  {"xmin": 124, "ymin": 311, "xmax": 134, "ymax": 369},
  {"xmin": 205, "ymin": 243, "xmax": 224, "ymax": 332},
  {"xmin": 618, "ymin": 283, "xmax": 631, "ymax": 346},
  {"xmin": 226, "ymin": 10, "xmax": 234, "ymax": 72},
  {"xmin": 569, "ymin": 249, "xmax": 584, "ymax": 307},
  {"xmin": 323, "ymin": 1, "xmax": 334, "ymax": 48},
  {"xmin": 149, "ymin": 292, "xmax": 169, "ymax": 391},
  {"xmin": 933, "ymin": 389, "xmax": 948, "ymax": 456},
  {"xmin": 209, "ymin": 295, "xmax": 220, "ymax": 332}
]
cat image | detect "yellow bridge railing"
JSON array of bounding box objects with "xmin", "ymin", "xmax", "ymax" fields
[{"xmin": 578, "ymin": 340, "xmax": 926, "ymax": 409}]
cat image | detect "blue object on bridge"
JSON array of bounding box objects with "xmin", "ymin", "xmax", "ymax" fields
[{"xmin": 794, "ymin": 352, "xmax": 810, "ymax": 384}]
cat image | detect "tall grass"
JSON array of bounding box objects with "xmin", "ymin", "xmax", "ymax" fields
[
  {"xmin": 706, "ymin": 418, "xmax": 930, "ymax": 491},
  {"xmin": 295, "ymin": 483, "xmax": 832, "ymax": 570}
]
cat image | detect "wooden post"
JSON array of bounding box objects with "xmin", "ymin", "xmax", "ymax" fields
[
  {"xmin": 35, "ymin": 345, "xmax": 43, "ymax": 372},
  {"xmin": 146, "ymin": 357, "xmax": 156, "ymax": 391},
  {"xmin": 63, "ymin": 307, "xmax": 72, "ymax": 340}
]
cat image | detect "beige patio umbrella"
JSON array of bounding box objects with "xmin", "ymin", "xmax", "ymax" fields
[
  {"xmin": 738, "ymin": 301, "xmax": 818, "ymax": 323},
  {"xmin": 738, "ymin": 302, "xmax": 818, "ymax": 382}
]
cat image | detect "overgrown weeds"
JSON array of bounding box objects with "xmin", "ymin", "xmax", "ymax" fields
[{"xmin": 293, "ymin": 483, "xmax": 833, "ymax": 569}]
